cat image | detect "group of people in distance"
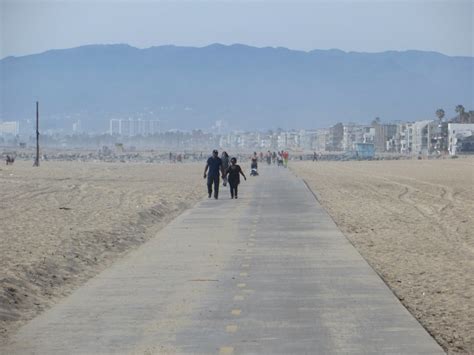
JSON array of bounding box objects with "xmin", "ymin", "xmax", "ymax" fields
[
  {"xmin": 203, "ymin": 150, "xmax": 246, "ymax": 200},
  {"xmin": 263, "ymin": 150, "xmax": 289, "ymax": 167}
]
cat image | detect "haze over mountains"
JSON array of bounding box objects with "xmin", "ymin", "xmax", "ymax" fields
[{"xmin": 1, "ymin": 43, "xmax": 473, "ymax": 132}]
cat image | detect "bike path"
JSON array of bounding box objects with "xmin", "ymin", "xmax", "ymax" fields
[{"xmin": 2, "ymin": 166, "xmax": 444, "ymax": 354}]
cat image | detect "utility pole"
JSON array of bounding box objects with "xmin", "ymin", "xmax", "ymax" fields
[{"xmin": 34, "ymin": 101, "xmax": 40, "ymax": 167}]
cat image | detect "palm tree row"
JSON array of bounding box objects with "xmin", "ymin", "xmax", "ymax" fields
[{"xmin": 435, "ymin": 105, "xmax": 468, "ymax": 123}]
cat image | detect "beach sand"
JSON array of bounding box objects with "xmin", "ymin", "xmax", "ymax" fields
[
  {"xmin": 291, "ymin": 158, "xmax": 474, "ymax": 354},
  {"xmin": 0, "ymin": 160, "xmax": 205, "ymax": 342}
]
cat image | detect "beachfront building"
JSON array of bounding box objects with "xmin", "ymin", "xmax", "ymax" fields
[
  {"xmin": 342, "ymin": 123, "xmax": 372, "ymax": 152},
  {"xmin": 314, "ymin": 129, "xmax": 329, "ymax": 152},
  {"xmin": 373, "ymin": 120, "xmax": 397, "ymax": 152},
  {"xmin": 410, "ymin": 120, "xmax": 434, "ymax": 155},
  {"xmin": 448, "ymin": 123, "xmax": 474, "ymax": 155},
  {"xmin": 327, "ymin": 123, "xmax": 343, "ymax": 151},
  {"xmin": 393, "ymin": 122, "xmax": 414, "ymax": 154},
  {"xmin": 298, "ymin": 130, "xmax": 319, "ymax": 151}
]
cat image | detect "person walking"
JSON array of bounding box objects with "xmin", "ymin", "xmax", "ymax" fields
[
  {"xmin": 221, "ymin": 151, "xmax": 230, "ymax": 186},
  {"xmin": 283, "ymin": 151, "xmax": 289, "ymax": 167},
  {"xmin": 225, "ymin": 157, "xmax": 246, "ymax": 199},
  {"xmin": 203, "ymin": 149, "xmax": 225, "ymax": 199}
]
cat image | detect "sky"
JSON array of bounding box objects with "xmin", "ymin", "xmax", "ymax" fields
[{"xmin": 1, "ymin": 0, "xmax": 473, "ymax": 59}]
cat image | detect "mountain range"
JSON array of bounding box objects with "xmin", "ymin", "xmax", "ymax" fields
[{"xmin": 1, "ymin": 43, "xmax": 473, "ymax": 131}]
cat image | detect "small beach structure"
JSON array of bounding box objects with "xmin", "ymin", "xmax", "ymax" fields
[{"xmin": 354, "ymin": 142, "xmax": 375, "ymax": 159}]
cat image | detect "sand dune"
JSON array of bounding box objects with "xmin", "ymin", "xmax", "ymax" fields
[
  {"xmin": 292, "ymin": 158, "xmax": 474, "ymax": 354},
  {"xmin": 0, "ymin": 161, "xmax": 205, "ymax": 342}
]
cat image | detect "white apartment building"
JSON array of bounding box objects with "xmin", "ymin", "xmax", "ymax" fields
[
  {"xmin": 109, "ymin": 119, "xmax": 160, "ymax": 136},
  {"xmin": 411, "ymin": 120, "xmax": 433, "ymax": 155},
  {"xmin": 0, "ymin": 121, "xmax": 20, "ymax": 136},
  {"xmin": 342, "ymin": 124, "xmax": 371, "ymax": 152},
  {"xmin": 448, "ymin": 123, "xmax": 474, "ymax": 155},
  {"xmin": 314, "ymin": 129, "xmax": 329, "ymax": 152}
]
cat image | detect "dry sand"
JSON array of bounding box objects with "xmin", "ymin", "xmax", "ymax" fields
[
  {"xmin": 292, "ymin": 157, "xmax": 474, "ymax": 354},
  {"xmin": 0, "ymin": 160, "xmax": 205, "ymax": 342}
]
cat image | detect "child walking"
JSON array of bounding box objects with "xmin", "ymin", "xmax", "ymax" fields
[{"xmin": 225, "ymin": 157, "xmax": 247, "ymax": 199}]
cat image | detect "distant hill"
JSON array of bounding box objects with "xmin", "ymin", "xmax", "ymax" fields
[{"xmin": 1, "ymin": 43, "xmax": 473, "ymax": 131}]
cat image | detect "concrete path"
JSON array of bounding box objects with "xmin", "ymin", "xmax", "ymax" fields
[{"xmin": 2, "ymin": 166, "xmax": 444, "ymax": 354}]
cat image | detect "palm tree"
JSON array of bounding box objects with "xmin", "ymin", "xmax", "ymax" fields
[
  {"xmin": 455, "ymin": 105, "xmax": 465, "ymax": 123},
  {"xmin": 435, "ymin": 108, "xmax": 445, "ymax": 122},
  {"xmin": 434, "ymin": 109, "xmax": 446, "ymax": 153}
]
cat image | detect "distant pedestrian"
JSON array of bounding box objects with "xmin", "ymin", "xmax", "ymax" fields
[
  {"xmin": 225, "ymin": 157, "xmax": 246, "ymax": 199},
  {"xmin": 251, "ymin": 155, "xmax": 258, "ymax": 169},
  {"xmin": 203, "ymin": 149, "xmax": 225, "ymax": 199},
  {"xmin": 283, "ymin": 151, "xmax": 289, "ymax": 167}
]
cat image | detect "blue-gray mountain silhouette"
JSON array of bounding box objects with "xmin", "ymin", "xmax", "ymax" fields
[{"xmin": 1, "ymin": 43, "xmax": 473, "ymax": 131}]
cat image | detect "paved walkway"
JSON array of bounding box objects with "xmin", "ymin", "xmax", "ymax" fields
[{"xmin": 2, "ymin": 166, "xmax": 444, "ymax": 354}]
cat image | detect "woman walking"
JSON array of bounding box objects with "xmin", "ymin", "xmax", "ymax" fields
[
  {"xmin": 221, "ymin": 151, "xmax": 230, "ymax": 186},
  {"xmin": 225, "ymin": 157, "xmax": 246, "ymax": 199}
]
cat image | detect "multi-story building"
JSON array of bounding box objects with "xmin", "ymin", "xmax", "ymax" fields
[
  {"xmin": 448, "ymin": 123, "xmax": 474, "ymax": 155},
  {"xmin": 327, "ymin": 123, "xmax": 343, "ymax": 151},
  {"xmin": 373, "ymin": 121, "xmax": 397, "ymax": 152},
  {"xmin": 314, "ymin": 129, "xmax": 329, "ymax": 152},
  {"xmin": 109, "ymin": 119, "xmax": 160, "ymax": 136},
  {"xmin": 392, "ymin": 122, "xmax": 413, "ymax": 154},
  {"xmin": 299, "ymin": 130, "xmax": 318, "ymax": 151},
  {"xmin": 342, "ymin": 123, "xmax": 371, "ymax": 152},
  {"xmin": 0, "ymin": 121, "xmax": 20, "ymax": 136},
  {"xmin": 411, "ymin": 120, "xmax": 433, "ymax": 155}
]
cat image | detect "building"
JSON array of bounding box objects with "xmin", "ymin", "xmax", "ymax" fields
[
  {"xmin": 299, "ymin": 130, "xmax": 318, "ymax": 151},
  {"xmin": 0, "ymin": 121, "xmax": 20, "ymax": 136},
  {"xmin": 314, "ymin": 129, "xmax": 329, "ymax": 152},
  {"xmin": 109, "ymin": 119, "xmax": 160, "ymax": 136},
  {"xmin": 373, "ymin": 121, "xmax": 397, "ymax": 152},
  {"xmin": 392, "ymin": 122, "xmax": 414, "ymax": 154},
  {"xmin": 448, "ymin": 123, "xmax": 474, "ymax": 155},
  {"xmin": 72, "ymin": 120, "xmax": 82, "ymax": 133},
  {"xmin": 342, "ymin": 123, "xmax": 371, "ymax": 152},
  {"xmin": 411, "ymin": 120, "xmax": 433, "ymax": 155},
  {"xmin": 327, "ymin": 123, "xmax": 343, "ymax": 151}
]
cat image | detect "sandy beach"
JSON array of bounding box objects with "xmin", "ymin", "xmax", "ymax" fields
[
  {"xmin": 2, "ymin": 157, "xmax": 473, "ymax": 353},
  {"xmin": 292, "ymin": 158, "xmax": 474, "ymax": 354},
  {"xmin": 0, "ymin": 160, "xmax": 205, "ymax": 342}
]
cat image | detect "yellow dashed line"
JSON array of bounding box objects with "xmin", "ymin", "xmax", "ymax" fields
[
  {"xmin": 240, "ymin": 272, "xmax": 248, "ymax": 276},
  {"xmin": 237, "ymin": 283, "xmax": 246, "ymax": 288},
  {"xmin": 226, "ymin": 325, "xmax": 238, "ymax": 333},
  {"xmin": 231, "ymin": 309, "xmax": 241, "ymax": 316},
  {"xmin": 234, "ymin": 295, "xmax": 244, "ymax": 301},
  {"xmin": 219, "ymin": 346, "xmax": 234, "ymax": 354}
]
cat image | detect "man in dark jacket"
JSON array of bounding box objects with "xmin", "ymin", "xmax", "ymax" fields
[{"xmin": 203, "ymin": 149, "xmax": 225, "ymax": 199}]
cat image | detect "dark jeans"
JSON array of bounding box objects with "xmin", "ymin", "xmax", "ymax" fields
[
  {"xmin": 229, "ymin": 182, "xmax": 238, "ymax": 198},
  {"xmin": 207, "ymin": 175, "xmax": 219, "ymax": 198}
]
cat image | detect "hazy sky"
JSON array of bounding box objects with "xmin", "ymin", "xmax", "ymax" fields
[{"xmin": 1, "ymin": 0, "xmax": 473, "ymax": 59}]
